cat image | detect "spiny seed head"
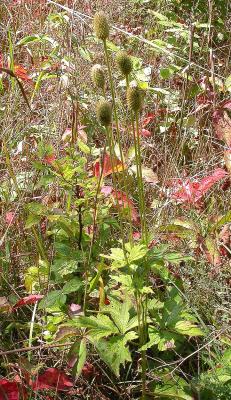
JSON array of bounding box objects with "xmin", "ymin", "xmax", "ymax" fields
[
  {"xmin": 96, "ymin": 99, "xmax": 112, "ymax": 127},
  {"xmin": 91, "ymin": 64, "xmax": 105, "ymax": 89},
  {"xmin": 127, "ymin": 83, "xmax": 142, "ymax": 112},
  {"xmin": 116, "ymin": 51, "xmax": 133, "ymax": 76},
  {"xmin": 93, "ymin": 12, "xmax": 109, "ymax": 41}
]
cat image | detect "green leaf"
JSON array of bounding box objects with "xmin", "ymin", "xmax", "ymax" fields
[
  {"xmin": 213, "ymin": 211, "xmax": 231, "ymax": 230},
  {"xmin": 62, "ymin": 278, "xmax": 83, "ymax": 294},
  {"xmin": 72, "ymin": 314, "xmax": 119, "ymax": 340},
  {"xmin": 127, "ymin": 243, "xmax": 148, "ymax": 263},
  {"xmin": 102, "ymin": 297, "xmax": 132, "ymax": 334},
  {"xmin": 25, "ymin": 214, "xmax": 41, "ymax": 229},
  {"xmin": 77, "ymin": 139, "xmax": 90, "ymax": 154},
  {"xmin": 225, "ymin": 75, "xmax": 231, "ymax": 92},
  {"xmin": 164, "ymin": 252, "xmax": 193, "ymax": 264},
  {"xmin": 26, "ymin": 202, "xmax": 47, "ymax": 215},
  {"xmin": 151, "ymin": 384, "xmax": 194, "ymax": 399},
  {"xmin": 160, "ymin": 67, "xmax": 175, "ymax": 79},
  {"xmin": 96, "ymin": 335, "xmax": 132, "ymax": 377},
  {"xmin": 17, "ymin": 35, "xmax": 41, "ymax": 46},
  {"xmin": 174, "ymin": 321, "xmax": 204, "ymax": 336},
  {"xmin": 38, "ymin": 290, "xmax": 66, "ymax": 309},
  {"xmin": 76, "ymin": 339, "xmax": 87, "ymax": 377}
]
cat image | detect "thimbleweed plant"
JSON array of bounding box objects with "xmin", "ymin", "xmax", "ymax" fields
[
  {"xmin": 127, "ymin": 82, "xmax": 149, "ymax": 398},
  {"xmin": 93, "ymin": 12, "xmax": 133, "ymax": 244},
  {"xmin": 116, "ymin": 51, "xmax": 133, "ymax": 80},
  {"xmin": 127, "ymin": 83, "xmax": 147, "ymax": 244},
  {"xmin": 96, "ymin": 99, "xmax": 112, "ymax": 127},
  {"xmin": 91, "ymin": 64, "xmax": 105, "ymax": 92},
  {"xmin": 93, "ymin": 11, "xmax": 110, "ymax": 41}
]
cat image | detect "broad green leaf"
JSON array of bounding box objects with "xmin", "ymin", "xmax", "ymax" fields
[
  {"xmin": 225, "ymin": 75, "xmax": 231, "ymax": 92},
  {"xmin": 96, "ymin": 335, "xmax": 132, "ymax": 377},
  {"xmin": 164, "ymin": 252, "xmax": 193, "ymax": 264},
  {"xmin": 72, "ymin": 314, "xmax": 119, "ymax": 339},
  {"xmin": 26, "ymin": 202, "xmax": 47, "ymax": 215},
  {"xmin": 25, "ymin": 214, "xmax": 41, "ymax": 229},
  {"xmin": 38, "ymin": 290, "xmax": 66, "ymax": 309},
  {"xmin": 160, "ymin": 67, "xmax": 175, "ymax": 79},
  {"xmin": 62, "ymin": 278, "xmax": 83, "ymax": 294},
  {"xmin": 77, "ymin": 139, "xmax": 90, "ymax": 154},
  {"xmin": 150, "ymin": 11, "xmax": 169, "ymax": 21},
  {"xmin": 127, "ymin": 244, "xmax": 148, "ymax": 263},
  {"xmin": 151, "ymin": 384, "xmax": 194, "ymax": 399},
  {"xmin": 102, "ymin": 297, "xmax": 132, "ymax": 334},
  {"xmin": 17, "ymin": 35, "xmax": 41, "ymax": 46},
  {"xmin": 174, "ymin": 321, "xmax": 204, "ymax": 336},
  {"xmin": 213, "ymin": 211, "xmax": 231, "ymax": 230}
]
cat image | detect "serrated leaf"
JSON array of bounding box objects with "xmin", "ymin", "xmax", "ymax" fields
[
  {"xmin": 128, "ymin": 244, "xmax": 148, "ymax": 263},
  {"xmin": 72, "ymin": 314, "xmax": 119, "ymax": 339},
  {"xmin": 174, "ymin": 321, "xmax": 204, "ymax": 336},
  {"xmin": 25, "ymin": 214, "xmax": 41, "ymax": 229},
  {"xmin": 102, "ymin": 297, "xmax": 132, "ymax": 334},
  {"xmin": 38, "ymin": 290, "xmax": 66, "ymax": 309},
  {"xmin": 77, "ymin": 139, "xmax": 90, "ymax": 154},
  {"xmin": 96, "ymin": 335, "xmax": 132, "ymax": 377},
  {"xmin": 62, "ymin": 278, "xmax": 83, "ymax": 294}
]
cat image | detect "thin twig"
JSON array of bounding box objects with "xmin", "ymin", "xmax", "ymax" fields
[{"xmin": 0, "ymin": 342, "xmax": 73, "ymax": 357}]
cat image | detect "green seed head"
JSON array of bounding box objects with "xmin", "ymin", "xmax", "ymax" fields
[
  {"xmin": 127, "ymin": 83, "xmax": 142, "ymax": 112},
  {"xmin": 96, "ymin": 99, "xmax": 112, "ymax": 127},
  {"xmin": 93, "ymin": 12, "xmax": 109, "ymax": 41},
  {"xmin": 91, "ymin": 64, "xmax": 105, "ymax": 89},
  {"xmin": 116, "ymin": 51, "xmax": 133, "ymax": 76}
]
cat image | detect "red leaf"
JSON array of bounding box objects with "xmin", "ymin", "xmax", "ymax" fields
[
  {"xmin": 0, "ymin": 379, "xmax": 20, "ymax": 400},
  {"xmin": 33, "ymin": 368, "xmax": 73, "ymax": 391},
  {"xmin": 62, "ymin": 126, "xmax": 87, "ymax": 144},
  {"xmin": 142, "ymin": 113, "xmax": 156, "ymax": 127},
  {"xmin": 140, "ymin": 128, "xmax": 151, "ymax": 137},
  {"xmin": 14, "ymin": 65, "xmax": 32, "ymax": 82},
  {"xmin": 104, "ymin": 297, "xmax": 110, "ymax": 305},
  {"xmin": 43, "ymin": 154, "xmax": 56, "ymax": 165},
  {"xmin": 82, "ymin": 362, "xmax": 95, "ymax": 379},
  {"xmin": 13, "ymin": 295, "xmax": 43, "ymax": 309},
  {"xmin": 93, "ymin": 153, "xmax": 125, "ymax": 177},
  {"xmin": 5, "ymin": 211, "xmax": 16, "ymax": 225},
  {"xmin": 101, "ymin": 186, "xmax": 139, "ymax": 223},
  {"xmin": 171, "ymin": 168, "xmax": 227, "ymax": 204},
  {"xmin": 133, "ymin": 231, "xmax": 141, "ymax": 240},
  {"xmin": 101, "ymin": 185, "xmax": 113, "ymax": 196}
]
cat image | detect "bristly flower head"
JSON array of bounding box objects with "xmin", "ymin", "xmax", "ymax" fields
[
  {"xmin": 127, "ymin": 81, "xmax": 142, "ymax": 112},
  {"xmin": 93, "ymin": 12, "xmax": 109, "ymax": 41},
  {"xmin": 116, "ymin": 51, "xmax": 133, "ymax": 76},
  {"xmin": 96, "ymin": 99, "xmax": 112, "ymax": 127},
  {"xmin": 91, "ymin": 64, "xmax": 105, "ymax": 89}
]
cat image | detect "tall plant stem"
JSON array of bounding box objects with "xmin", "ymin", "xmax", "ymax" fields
[
  {"xmin": 3, "ymin": 140, "xmax": 20, "ymax": 197},
  {"xmin": 126, "ymin": 72, "xmax": 144, "ymax": 238},
  {"xmin": 134, "ymin": 112, "xmax": 147, "ymax": 244},
  {"xmin": 83, "ymin": 145, "xmax": 106, "ymax": 315},
  {"xmin": 105, "ymin": 125, "xmax": 127, "ymax": 259},
  {"xmin": 103, "ymin": 40, "xmax": 133, "ymax": 244}
]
